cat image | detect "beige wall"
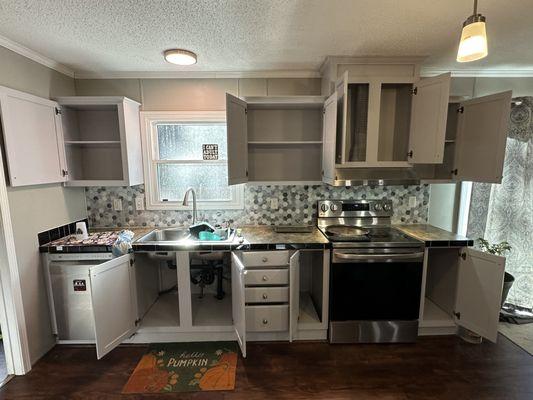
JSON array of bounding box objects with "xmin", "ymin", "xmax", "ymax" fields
[
  {"xmin": 75, "ymin": 77, "xmax": 322, "ymax": 109},
  {"xmin": 0, "ymin": 46, "xmax": 87, "ymax": 364}
]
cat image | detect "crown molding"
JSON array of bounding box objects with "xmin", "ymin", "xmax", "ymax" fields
[
  {"xmin": 0, "ymin": 35, "xmax": 75, "ymax": 78},
  {"xmin": 421, "ymin": 68, "xmax": 533, "ymax": 77},
  {"xmin": 73, "ymin": 69, "xmax": 321, "ymax": 79}
]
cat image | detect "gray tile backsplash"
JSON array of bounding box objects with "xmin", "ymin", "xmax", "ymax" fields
[{"xmin": 86, "ymin": 184, "xmax": 429, "ymax": 228}]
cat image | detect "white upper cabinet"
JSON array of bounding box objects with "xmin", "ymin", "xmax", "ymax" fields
[
  {"xmin": 226, "ymin": 94, "xmax": 325, "ymax": 185},
  {"xmin": 408, "ymin": 73, "xmax": 451, "ymax": 164},
  {"xmin": 226, "ymin": 94, "xmax": 249, "ymax": 185},
  {"xmin": 56, "ymin": 96, "xmax": 143, "ymax": 187},
  {"xmin": 454, "ymin": 249, "xmax": 505, "ymax": 343},
  {"xmin": 452, "ymin": 91, "xmax": 512, "ymax": 183},
  {"xmin": 0, "ymin": 86, "xmax": 66, "ymax": 186}
]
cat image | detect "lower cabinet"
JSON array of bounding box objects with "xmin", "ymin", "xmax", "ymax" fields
[
  {"xmin": 44, "ymin": 249, "xmax": 330, "ymax": 360},
  {"xmin": 418, "ymin": 247, "xmax": 506, "ymax": 342}
]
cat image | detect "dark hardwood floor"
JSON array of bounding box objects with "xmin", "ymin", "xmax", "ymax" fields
[{"xmin": 1, "ymin": 335, "xmax": 531, "ymax": 399}]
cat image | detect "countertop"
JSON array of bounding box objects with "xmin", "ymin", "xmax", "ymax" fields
[
  {"xmin": 396, "ymin": 224, "xmax": 473, "ymax": 247},
  {"xmin": 40, "ymin": 224, "xmax": 472, "ymax": 253}
]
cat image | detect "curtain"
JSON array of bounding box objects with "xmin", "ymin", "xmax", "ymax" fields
[{"xmin": 480, "ymin": 97, "xmax": 533, "ymax": 308}]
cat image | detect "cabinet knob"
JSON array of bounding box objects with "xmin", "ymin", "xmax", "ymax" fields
[
  {"xmin": 262, "ymin": 275, "xmax": 268, "ymax": 281},
  {"xmin": 262, "ymin": 293, "xmax": 268, "ymax": 299},
  {"xmin": 262, "ymin": 319, "xmax": 268, "ymax": 325},
  {"xmin": 262, "ymin": 257, "xmax": 268, "ymax": 262}
]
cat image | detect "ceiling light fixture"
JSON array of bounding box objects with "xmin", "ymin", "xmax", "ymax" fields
[
  {"xmin": 164, "ymin": 49, "xmax": 197, "ymax": 65},
  {"xmin": 457, "ymin": 0, "xmax": 488, "ymax": 62}
]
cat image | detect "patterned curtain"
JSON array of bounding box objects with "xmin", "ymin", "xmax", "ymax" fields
[{"xmin": 470, "ymin": 97, "xmax": 532, "ymax": 308}]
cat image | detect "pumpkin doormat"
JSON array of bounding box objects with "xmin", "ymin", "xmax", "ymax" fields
[{"xmin": 122, "ymin": 342, "xmax": 238, "ymax": 393}]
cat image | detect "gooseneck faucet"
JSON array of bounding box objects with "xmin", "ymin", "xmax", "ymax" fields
[{"xmin": 182, "ymin": 187, "xmax": 197, "ymax": 225}]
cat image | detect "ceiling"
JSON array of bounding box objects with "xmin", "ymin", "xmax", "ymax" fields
[{"xmin": 0, "ymin": 0, "xmax": 532, "ymax": 77}]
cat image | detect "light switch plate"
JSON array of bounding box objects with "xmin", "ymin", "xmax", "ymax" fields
[
  {"xmin": 409, "ymin": 196, "xmax": 417, "ymax": 208},
  {"xmin": 135, "ymin": 196, "xmax": 144, "ymax": 211},
  {"xmin": 270, "ymin": 197, "xmax": 279, "ymax": 210},
  {"xmin": 113, "ymin": 199, "xmax": 123, "ymax": 211}
]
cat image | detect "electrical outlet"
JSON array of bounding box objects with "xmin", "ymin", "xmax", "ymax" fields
[
  {"xmin": 113, "ymin": 198, "xmax": 123, "ymax": 211},
  {"xmin": 135, "ymin": 196, "xmax": 145, "ymax": 211},
  {"xmin": 409, "ymin": 196, "xmax": 417, "ymax": 208},
  {"xmin": 270, "ymin": 197, "xmax": 279, "ymax": 210}
]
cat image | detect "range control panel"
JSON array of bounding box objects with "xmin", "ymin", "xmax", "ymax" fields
[{"xmin": 317, "ymin": 199, "xmax": 393, "ymax": 218}]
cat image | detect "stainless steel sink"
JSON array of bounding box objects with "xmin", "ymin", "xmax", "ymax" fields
[
  {"xmin": 136, "ymin": 228, "xmax": 191, "ymax": 244},
  {"xmin": 136, "ymin": 227, "xmax": 237, "ymax": 245}
]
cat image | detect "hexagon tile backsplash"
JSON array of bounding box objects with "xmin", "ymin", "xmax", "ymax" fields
[{"xmin": 86, "ymin": 184, "xmax": 429, "ymax": 228}]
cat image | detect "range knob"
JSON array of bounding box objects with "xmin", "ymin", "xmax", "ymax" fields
[
  {"xmin": 330, "ymin": 204, "xmax": 339, "ymax": 212},
  {"xmin": 383, "ymin": 203, "xmax": 391, "ymax": 211},
  {"xmin": 374, "ymin": 203, "xmax": 383, "ymax": 211},
  {"xmin": 321, "ymin": 204, "xmax": 329, "ymax": 212}
]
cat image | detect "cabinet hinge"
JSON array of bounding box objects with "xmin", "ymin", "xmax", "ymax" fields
[
  {"xmin": 130, "ymin": 258, "xmax": 134, "ymax": 266},
  {"xmin": 453, "ymin": 311, "xmax": 461, "ymax": 320},
  {"xmin": 61, "ymin": 169, "xmax": 68, "ymax": 177},
  {"xmin": 135, "ymin": 318, "xmax": 141, "ymax": 325},
  {"xmin": 460, "ymin": 252, "xmax": 467, "ymax": 260},
  {"xmin": 451, "ymin": 168, "xmax": 458, "ymax": 176},
  {"xmin": 245, "ymin": 169, "xmax": 249, "ymax": 177},
  {"xmin": 244, "ymin": 108, "xmax": 248, "ymax": 114},
  {"xmin": 55, "ymin": 107, "xmax": 62, "ymax": 115},
  {"xmin": 407, "ymin": 150, "xmax": 413, "ymax": 158},
  {"xmin": 457, "ymin": 106, "xmax": 464, "ymax": 114},
  {"xmin": 411, "ymin": 87, "xmax": 418, "ymax": 95}
]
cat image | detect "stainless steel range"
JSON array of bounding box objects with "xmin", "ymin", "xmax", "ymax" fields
[{"xmin": 318, "ymin": 199, "xmax": 425, "ymax": 344}]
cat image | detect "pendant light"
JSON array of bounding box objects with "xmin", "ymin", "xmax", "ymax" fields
[{"xmin": 457, "ymin": 0, "xmax": 488, "ymax": 62}]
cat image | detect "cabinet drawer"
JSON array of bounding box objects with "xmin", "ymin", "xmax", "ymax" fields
[
  {"xmin": 245, "ymin": 287, "xmax": 289, "ymax": 303},
  {"xmin": 245, "ymin": 269, "xmax": 289, "ymax": 286},
  {"xmin": 242, "ymin": 251, "xmax": 289, "ymax": 267},
  {"xmin": 245, "ymin": 305, "xmax": 289, "ymax": 332}
]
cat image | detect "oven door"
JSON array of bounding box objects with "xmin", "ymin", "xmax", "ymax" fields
[{"xmin": 329, "ymin": 248, "xmax": 424, "ymax": 343}]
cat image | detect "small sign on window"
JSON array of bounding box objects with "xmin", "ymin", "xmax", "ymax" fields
[
  {"xmin": 202, "ymin": 144, "xmax": 219, "ymax": 160},
  {"xmin": 73, "ymin": 279, "xmax": 87, "ymax": 292}
]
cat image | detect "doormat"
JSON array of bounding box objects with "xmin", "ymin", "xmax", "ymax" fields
[{"xmin": 122, "ymin": 342, "xmax": 238, "ymax": 393}]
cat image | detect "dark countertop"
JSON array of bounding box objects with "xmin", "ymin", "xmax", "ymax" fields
[
  {"xmin": 40, "ymin": 224, "xmax": 471, "ymax": 254},
  {"xmin": 395, "ymin": 224, "xmax": 473, "ymax": 247}
]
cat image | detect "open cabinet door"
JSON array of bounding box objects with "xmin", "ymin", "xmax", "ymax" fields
[
  {"xmin": 335, "ymin": 71, "xmax": 349, "ymax": 164},
  {"xmin": 408, "ymin": 73, "xmax": 451, "ymax": 164},
  {"xmin": 453, "ymin": 91, "xmax": 512, "ymax": 183},
  {"xmin": 289, "ymin": 251, "xmax": 300, "ymax": 342},
  {"xmin": 322, "ymin": 93, "xmax": 337, "ymax": 183},
  {"xmin": 455, "ymin": 248, "xmax": 505, "ymax": 343},
  {"xmin": 89, "ymin": 254, "xmax": 137, "ymax": 359},
  {"xmin": 226, "ymin": 93, "xmax": 248, "ymax": 185},
  {"xmin": 231, "ymin": 252, "xmax": 246, "ymax": 358}
]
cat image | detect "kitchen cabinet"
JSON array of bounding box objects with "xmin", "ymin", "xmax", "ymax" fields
[
  {"xmin": 433, "ymin": 91, "xmax": 512, "ymax": 184},
  {"xmin": 226, "ymin": 94, "xmax": 325, "ymax": 184},
  {"xmin": 0, "ymin": 86, "xmax": 66, "ymax": 186},
  {"xmin": 324, "ymin": 71, "xmax": 451, "ymax": 170},
  {"xmin": 56, "ymin": 96, "xmax": 143, "ymax": 187},
  {"xmin": 419, "ymin": 247, "xmax": 506, "ymax": 342},
  {"xmin": 0, "ymin": 87, "xmax": 143, "ymax": 187}
]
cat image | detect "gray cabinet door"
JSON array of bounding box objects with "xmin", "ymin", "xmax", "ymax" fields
[
  {"xmin": 226, "ymin": 94, "xmax": 248, "ymax": 185},
  {"xmin": 453, "ymin": 91, "xmax": 512, "ymax": 183},
  {"xmin": 289, "ymin": 251, "xmax": 300, "ymax": 342},
  {"xmin": 231, "ymin": 252, "xmax": 247, "ymax": 357},
  {"xmin": 455, "ymin": 249, "xmax": 505, "ymax": 343},
  {"xmin": 408, "ymin": 73, "xmax": 451, "ymax": 164},
  {"xmin": 322, "ymin": 93, "xmax": 337, "ymax": 183}
]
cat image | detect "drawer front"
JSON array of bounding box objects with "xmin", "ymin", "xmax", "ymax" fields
[
  {"xmin": 245, "ymin": 287, "xmax": 289, "ymax": 303},
  {"xmin": 244, "ymin": 269, "xmax": 289, "ymax": 286},
  {"xmin": 242, "ymin": 251, "xmax": 289, "ymax": 267},
  {"xmin": 245, "ymin": 305, "xmax": 289, "ymax": 332}
]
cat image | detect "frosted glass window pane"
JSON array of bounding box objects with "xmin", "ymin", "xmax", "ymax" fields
[
  {"xmin": 157, "ymin": 164, "xmax": 231, "ymax": 202},
  {"xmin": 157, "ymin": 123, "xmax": 227, "ymax": 160}
]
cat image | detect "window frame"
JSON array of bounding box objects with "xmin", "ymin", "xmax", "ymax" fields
[{"xmin": 140, "ymin": 111, "xmax": 244, "ymax": 210}]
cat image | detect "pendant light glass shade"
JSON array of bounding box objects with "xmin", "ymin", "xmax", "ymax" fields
[{"xmin": 457, "ymin": 0, "xmax": 488, "ymax": 62}]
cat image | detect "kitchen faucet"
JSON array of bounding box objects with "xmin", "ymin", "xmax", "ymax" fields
[{"xmin": 182, "ymin": 187, "xmax": 197, "ymax": 225}]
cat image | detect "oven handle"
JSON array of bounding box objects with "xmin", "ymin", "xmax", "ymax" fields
[{"xmin": 333, "ymin": 251, "xmax": 425, "ymax": 262}]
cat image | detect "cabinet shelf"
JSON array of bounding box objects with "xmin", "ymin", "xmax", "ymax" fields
[
  {"xmin": 244, "ymin": 96, "xmax": 326, "ymax": 109},
  {"xmin": 248, "ymin": 141, "xmax": 323, "ymax": 145},
  {"xmin": 64, "ymin": 140, "xmax": 121, "ymax": 146}
]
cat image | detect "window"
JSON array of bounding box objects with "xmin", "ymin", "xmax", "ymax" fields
[{"xmin": 141, "ymin": 111, "xmax": 244, "ymax": 210}]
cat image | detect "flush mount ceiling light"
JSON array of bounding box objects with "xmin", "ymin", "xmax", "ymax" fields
[
  {"xmin": 164, "ymin": 49, "xmax": 197, "ymax": 65},
  {"xmin": 457, "ymin": 0, "xmax": 488, "ymax": 62}
]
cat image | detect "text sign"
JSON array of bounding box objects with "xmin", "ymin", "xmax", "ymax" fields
[{"xmin": 202, "ymin": 144, "xmax": 219, "ymax": 160}]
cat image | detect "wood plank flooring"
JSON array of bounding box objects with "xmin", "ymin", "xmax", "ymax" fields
[{"xmin": 1, "ymin": 335, "xmax": 532, "ymax": 399}]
